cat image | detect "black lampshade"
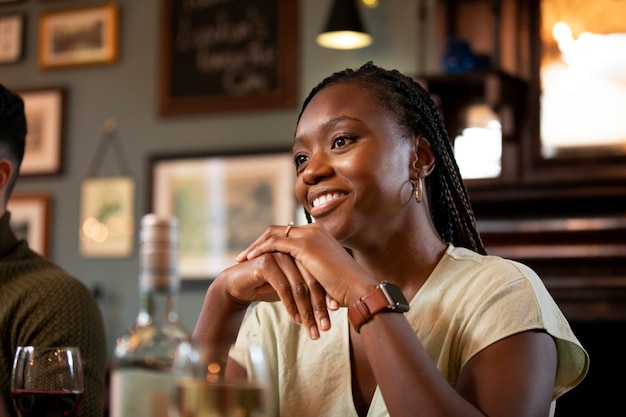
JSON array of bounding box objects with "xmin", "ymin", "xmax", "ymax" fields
[{"xmin": 317, "ymin": 0, "xmax": 373, "ymax": 50}]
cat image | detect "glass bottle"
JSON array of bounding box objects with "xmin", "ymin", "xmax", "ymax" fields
[{"xmin": 110, "ymin": 214, "xmax": 191, "ymax": 417}]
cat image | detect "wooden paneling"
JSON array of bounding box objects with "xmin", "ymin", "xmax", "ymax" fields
[{"xmin": 469, "ymin": 182, "xmax": 626, "ymax": 321}]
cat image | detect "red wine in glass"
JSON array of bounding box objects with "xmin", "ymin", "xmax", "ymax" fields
[
  {"xmin": 10, "ymin": 347, "xmax": 84, "ymax": 417},
  {"xmin": 11, "ymin": 390, "xmax": 82, "ymax": 417}
]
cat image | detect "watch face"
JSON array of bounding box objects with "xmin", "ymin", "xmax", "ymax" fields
[{"xmin": 381, "ymin": 282, "xmax": 410, "ymax": 312}]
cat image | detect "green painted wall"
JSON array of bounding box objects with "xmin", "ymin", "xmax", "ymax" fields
[{"xmin": 0, "ymin": 0, "xmax": 419, "ymax": 357}]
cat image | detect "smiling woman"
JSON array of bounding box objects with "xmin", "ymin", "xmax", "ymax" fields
[{"xmin": 192, "ymin": 62, "xmax": 588, "ymax": 417}]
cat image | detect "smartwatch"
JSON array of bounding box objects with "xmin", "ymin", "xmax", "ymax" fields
[{"xmin": 348, "ymin": 281, "xmax": 410, "ymax": 333}]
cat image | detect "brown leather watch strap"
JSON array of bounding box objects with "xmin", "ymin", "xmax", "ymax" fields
[{"xmin": 348, "ymin": 286, "xmax": 390, "ymax": 333}]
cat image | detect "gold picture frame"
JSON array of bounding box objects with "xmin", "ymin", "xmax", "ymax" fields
[
  {"xmin": 7, "ymin": 194, "xmax": 51, "ymax": 258},
  {"xmin": 149, "ymin": 149, "xmax": 295, "ymax": 280},
  {"xmin": 79, "ymin": 176, "xmax": 135, "ymax": 258},
  {"xmin": 38, "ymin": 3, "xmax": 119, "ymax": 69},
  {"xmin": 0, "ymin": 13, "xmax": 25, "ymax": 64},
  {"xmin": 17, "ymin": 87, "xmax": 65, "ymax": 176}
]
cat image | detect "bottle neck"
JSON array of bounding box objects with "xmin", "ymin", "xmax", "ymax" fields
[
  {"xmin": 137, "ymin": 214, "xmax": 180, "ymax": 327},
  {"xmin": 137, "ymin": 288, "xmax": 179, "ymax": 326}
]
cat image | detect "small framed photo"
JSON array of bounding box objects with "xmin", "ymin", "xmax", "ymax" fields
[
  {"xmin": 17, "ymin": 87, "xmax": 65, "ymax": 176},
  {"xmin": 149, "ymin": 149, "xmax": 296, "ymax": 280},
  {"xmin": 79, "ymin": 176, "xmax": 135, "ymax": 258},
  {"xmin": 38, "ymin": 3, "xmax": 119, "ymax": 69},
  {"xmin": 7, "ymin": 194, "xmax": 51, "ymax": 258},
  {"xmin": 0, "ymin": 13, "xmax": 25, "ymax": 64}
]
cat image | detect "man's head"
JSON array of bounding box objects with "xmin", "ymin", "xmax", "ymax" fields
[{"xmin": 0, "ymin": 84, "xmax": 27, "ymax": 207}]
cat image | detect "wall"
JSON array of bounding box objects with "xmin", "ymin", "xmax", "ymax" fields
[{"xmin": 0, "ymin": 0, "xmax": 419, "ymax": 357}]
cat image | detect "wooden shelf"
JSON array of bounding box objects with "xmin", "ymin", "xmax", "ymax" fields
[{"xmin": 418, "ymin": 70, "xmax": 528, "ymax": 145}]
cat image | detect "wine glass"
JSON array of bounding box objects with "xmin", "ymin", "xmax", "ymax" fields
[
  {"xmin": 10, "ymin": 346, "xmax": 84, "ymax": 417},
  {"xmin": 171, "ymin": 342, "xmax": 274, "ymax": 417}
]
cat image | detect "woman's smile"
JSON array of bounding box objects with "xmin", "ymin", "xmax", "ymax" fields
[
  {"xmin": 310, "ymin": 191, "xmax": 348, "ymax": 217},
  {"xmin": 312, "ymin": 192, "xmax": 346, "ymax": 208}
]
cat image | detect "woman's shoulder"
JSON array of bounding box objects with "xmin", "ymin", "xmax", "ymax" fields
[
  {"xmin": 425, "ymin": 245, "xmax": 565, "ymax": 334},
  {"xmin": 440, "ymin": 246, "xmax": 588, "ymax": 396},
  {"xmin": 436, "ymin": 244, "xmax": 542, "ymax": 288}
]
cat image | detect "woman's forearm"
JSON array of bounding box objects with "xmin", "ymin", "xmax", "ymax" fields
[{"xmin": 192, "ymin": 277, "xmax": 249, "ymax": 351}]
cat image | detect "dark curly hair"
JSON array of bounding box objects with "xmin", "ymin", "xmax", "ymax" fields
[
  {"xmin": 297, "ymin": 62, "xmax": 486, "ymax": 255},
  {"xmin": 0, "ymin": 84, "xmax": 27, "ymax": 198}
]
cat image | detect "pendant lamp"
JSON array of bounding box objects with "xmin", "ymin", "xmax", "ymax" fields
[{"xmin": 316, "ymin": 0, "xmax": 373, "ymax": 50}]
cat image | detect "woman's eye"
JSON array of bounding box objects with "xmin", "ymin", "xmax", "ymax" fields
[
  {"xmin": 331, "ymin": 136, "xmax": 355, "ymax": 149},
  {"xmin": 294, "ymin": 154, "xmax": 308, "ymax": 168}
]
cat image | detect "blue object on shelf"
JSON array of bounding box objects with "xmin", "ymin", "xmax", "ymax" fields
[{"xmin": 442, "ymin": 39, "xmax": 476, "ymax": 74}]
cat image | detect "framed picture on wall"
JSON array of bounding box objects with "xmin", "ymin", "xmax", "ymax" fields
[
  {"xmin": 7, "ymin": 194, "xmax": 51, "ymax": 258},
  {"xmin": 149, "ymin": 149, "xmax": 296, "ymax": 281},
  {"xmin": 17, "ymin": 87, "xmax": 65, "ymax": 176},
  {"xmin": 0, "ymin": 13, "xmax": 25, "ymax": 64},
  {"xmin": 79, "ymin": 176, "xmax": 135, "ymax": 258},
  {"xmin": 38, "ymin": 3, "xmax": 119, "ymax": 69}
]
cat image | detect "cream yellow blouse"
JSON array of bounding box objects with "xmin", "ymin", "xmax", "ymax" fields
[{"xmin": 235, "ymin": 244, "xmax": 589, "ymax": 417}]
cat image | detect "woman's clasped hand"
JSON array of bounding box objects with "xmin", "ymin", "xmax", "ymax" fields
[{"xmin": 233, "ymin": 221, "xmax": 378, "ymax": 340}]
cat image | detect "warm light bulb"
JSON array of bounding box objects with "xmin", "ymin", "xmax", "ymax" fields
[
  {"xmin": 316, "ymin": 31, "xmax": 373, "ymax": 50},
  {"xmin": 553, "ymin": 22, "xmax": 576, "ymax": 55},
  {"xmin": 552, "ymin": 21, "xmax": 571, "ymax": 43},
  {"xmin": 361, "ymin": 0, "xmax": 379, "ymax": 7}
]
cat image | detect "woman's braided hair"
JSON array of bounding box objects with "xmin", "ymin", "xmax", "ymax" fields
[{"xmin": 297, "ymin": 61, "xmax": 486, "ymax": 255}]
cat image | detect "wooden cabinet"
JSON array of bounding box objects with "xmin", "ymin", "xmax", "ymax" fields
[
  {"xmin": 420, "ymin": 0, "xmax": 626, "ymax": 185},
  {"xmin": 417, "ymin": 0, "xmax": 626, "ymax": 322},
  {"xmin": 417, "ymin": 0, "xmax": 532, "ymax": 184},
  {"xmin": 419, "ymin": 70, "xmax": 527, "ymax": 182},
  {"xmin": 425, "ymin": 0, "xmax": 531, "ymax": 77}
]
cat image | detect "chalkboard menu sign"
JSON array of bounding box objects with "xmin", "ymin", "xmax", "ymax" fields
[{"xmin": 159, "ymin": 0, "xmax": 298, "ymax": 116}]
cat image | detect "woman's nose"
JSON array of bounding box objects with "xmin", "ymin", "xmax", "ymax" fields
[{"xmin": 301, "ymin": 152, "xmax": 333, "ymax": 185}]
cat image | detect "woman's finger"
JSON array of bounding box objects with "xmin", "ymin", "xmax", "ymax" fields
[
  {"xmin": 236, "ymin": 224, "xmax": 296, "ymax": 262},
  {"xmin": 293, "ymin": 260, "xmax": 331, "ymax": 336},
  {"xmin": 237, "ymin": 250, "xmax": 331, "ymax": 339},
  {"xmin": 326, "ymin": 294, "xmax": 340, "ymax": 311},
  {"xmin": 271, "ymin": 253, "xmax": 330, "ymax": 339},
  {"xmin": 243, "ymin": 252, "xmax": 322, "ymax": 337}
]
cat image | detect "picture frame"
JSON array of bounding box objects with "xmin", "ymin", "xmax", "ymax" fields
[
  {"xmin": 158, "ymin": 0, "xmax": 298, "ymax": 116},
  {"xmin": 149, "ymin": 149, "xmax": 296, "ymax": 280},
  {"xmin": 0, "ymin": 13, "xmax": 25, "ymax": 64},
  {"xmin": 17, "ymin": 87, "xmax": 65, "ymax": 176},
  {"xmin": 7, "ymin": 194, "xmax": 51, "ymax": 258},
  {"xmin": 38, "ymin": 3, "xmax": 119, "ymax": 69},
  {"xmin": 79, "ymin": 176, "xmax": 135, "ymax": 258}
]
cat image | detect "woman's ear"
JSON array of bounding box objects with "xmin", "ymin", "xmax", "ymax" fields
[{"xmin": 410, "ymin": 135, "xmax": 435, "ymax": 179}]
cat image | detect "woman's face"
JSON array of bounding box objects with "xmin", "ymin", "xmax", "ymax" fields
[{"xmin": 293, "ymin": 82, "xmax": 417, "ymax": 245}]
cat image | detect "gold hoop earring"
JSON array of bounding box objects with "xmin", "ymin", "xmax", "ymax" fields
[{"xmin": 413, "ymin": 178, "xmax": 423, "ymax": 204}]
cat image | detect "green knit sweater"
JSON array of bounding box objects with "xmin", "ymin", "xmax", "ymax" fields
[{"xmin": 0, "ymin": 212, "xmax": 107, "ymax": 416}]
